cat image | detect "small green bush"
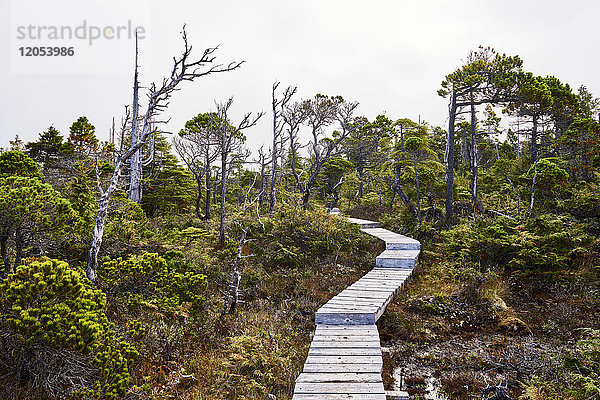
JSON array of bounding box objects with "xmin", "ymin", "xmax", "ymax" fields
[
  {"xmin": 0, "ymin": 259, "xmax": 136, "ymax": 399},
  {"xmin": 436, "ymin": 214, "xmax": 594, "ymax": 271},
  {"xmin": 222, "ymin": 333, "xmax": 294, "ymax": 399},
  {"xmin": 564, "ymin": 329, "xmax": 600, "ymax": 399},
  {"xmin": 99, "ymin": 252, "xmax": 207, "ymax": 316}
]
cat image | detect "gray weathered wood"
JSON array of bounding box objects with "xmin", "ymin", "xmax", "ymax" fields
[
  {"xmin": 303, "ymin": 363, "xmax": 383, "ymax": 374},
  {"xmin": 293, "ymin": 394, "xmax": 387, "ymax": 400},
  {"xmin": 294, "ymin": 382, "xmax": 385, "ymax": 393},
  {"xmin": 296, "ymin": 373, "xmax": 383, "ymax": 383},
  {"xmin": 294, "ymin": 217, "xmax": 420, "ymax": 399},
  {"xmin": 308, "ymin": 347, "xmax": 382, "ymax": 356},
  {"xmin": 305, "ymin": 355, "xmax": 383, "ymax": 365},
  {"xmin": 346, "ymin": 217, "xmax": 381, "ymax": 229}
]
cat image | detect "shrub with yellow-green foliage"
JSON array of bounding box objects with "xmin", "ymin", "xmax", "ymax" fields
[
  {"xmin": 0, "ymin": 259, "xmax": 137, "ymax": 399},
  {"xmin": 98, "ymin": 252, "xmax": 207, "ymax": 316},
  {"xmin": 219, "ymin": 334, "xmax": 295, "ymax": 399}
]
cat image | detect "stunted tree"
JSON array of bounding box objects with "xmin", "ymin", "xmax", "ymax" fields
[
  {"xmin": 343, "ymin": 115, "xmax": 390, "ymax": 199},
  {"xmin": 386, "ymin": 119, "xmax": 417, "ymax": 215},
  {"xmin": 282, "ymin": 100, "xmax": 309, "ymax": 194},
  {"xmin": 269, "ymin": 82, "xmax": 297, "ymax": 211},
  {"xmin": 0, "ymin": 150, "xmax": 41, "ymax": 179},
  {"xmin": 25, "ymin": 126, "xmax": 67, "ymax": 169},
  {"xmin": 290, "ymin": 94, "xmax": 358, "ymax": 208},
  {"xmin": 68, "ymin": 116, "xmax": 99, "ymax": 158},
  {"xmin": 506, "ymin": 74, "xmax": 579, "ymax": 215},
  {"xmin": 318, "ymin": 156, "xmax": 353, "ymax": 209},
  {"xmin": 439, "ymin": 47, "xmax": 523, "ymax": 223},
  {"xmin": 0, "ymin": 176, "xmax": 75, "ymax": 276},
  {"xmin": 211, "ymin": 98, "xmax": 263, "ymax": 245},
  {"xmin": 174, "ymin": 112, "xmax": 220, "ymax": 220},
  {"xmin": 86, "ymin": 27, "xmax": 243, "ymax": 282}
]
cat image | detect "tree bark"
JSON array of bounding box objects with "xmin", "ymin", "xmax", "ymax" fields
[
  {"xmin": 220, "ymin": 228, "xmax": 247, "ymax": 317},
  {"xmin": 219, "ymin": 149, "xmax": 227, "ymax": 245},
  {"xmin": 528, "ymin": 115, "xmax": 539, "ymax": 217},
  {"xmin": 470, "ymin": 94, "xmax": 479, "ymax": 208},
  {"xmin": 413, "ymin": 157, "xmax": 421, "ymax": 225},
  {"xmin": 195, "ymin": 175, "xmax": 203, "ymax": 219},
  {"xmin": 87, "ymin": 27, "xmax": 243, "ymax": 282},
  {"xmin": 129, "ymin": 33, "xmax": 142, "ymax": 203},
  {"xmin": 391, "ymin": 165, "xmax": 417, "ymax": 216},
  {"xmin": 445, "ymin": 92, "xmax": 457, "ymax": 225},
  {"xmin": 203, "ymin": 167, "xmax": 211, "ymax": 220}
]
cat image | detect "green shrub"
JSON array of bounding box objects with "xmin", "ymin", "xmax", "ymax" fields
[
  {"xmin": 258, "ymin": 202, "xmax": 359, "ymax": 270},
  {"xmin": 436, "ymin": 214, "xmax": 594, "ymax": 271},
  {"xmin": 0, "ymin": 259, "xmax": 136, "ymax": 399},
  {"xmin": 0, "ymin": 150, "xmax": 41, "ymax": 178},
  {"xmin": 98, "ymin": 252, "xmax": 207, "ymax": 316},
  {"xmin": 221, "ymin": 334, "xmax": 294, "ymax": 399},
  {"xmin": 564, "ymin": 329, "xmax": 600, "ymax": 399}
]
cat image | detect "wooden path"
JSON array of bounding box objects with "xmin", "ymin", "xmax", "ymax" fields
[{"xmin": 292, "ymin": 215, "xmax": 420, "ymax": 400}]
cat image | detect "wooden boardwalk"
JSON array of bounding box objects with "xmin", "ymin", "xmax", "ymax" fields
[{"xmin": 292, "ymin": 215, "xmax": 420, "ymax": 400}]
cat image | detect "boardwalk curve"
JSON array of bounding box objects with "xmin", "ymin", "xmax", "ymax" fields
[{"xmin": 292, "ymin": 214, "xmax": 420, "ymax": 400}]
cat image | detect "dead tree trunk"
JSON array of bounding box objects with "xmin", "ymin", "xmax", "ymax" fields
[
  {"xmin": 269, "ymin": 82, "xmax": 296, "ymax": 212},
  {"xmin": 413, "ymin": 157, "xmax": 422, "ymax": 225},
  {"xmin": 445, "ymin": 92, "xmax": 457, "ymax": 225},
  {"xmin": 213, "ymin": 98, "xmax": 263, "ymax": 246},
  {"xmin": 86, "ymin": 27, "xmax": 243, "ymax": 282},
  {"xmin": 221, "ymin": 227, "xmax": 248, "ymax": 317},
  {"xmin": 470, "ymin": 93, "xmax": 480, "ymax": 210},
  {"xmin": 129, "ymin": 33, "xmax": 143, "ymax": 203}
]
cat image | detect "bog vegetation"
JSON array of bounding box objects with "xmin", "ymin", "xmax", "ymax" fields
[{"xmin": 0, "ymin": 36, "xmax": 599, "ymax": 400}]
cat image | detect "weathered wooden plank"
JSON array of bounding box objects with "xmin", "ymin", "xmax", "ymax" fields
[
  {"xmin": 349, "ymin": 280, "xmax": 406, "ymax": 288},
  {"xmin": 336, "ymin": 289, "xmax": 392, "ymax": 297},
  {"xmin": 324, "ymin": 299, "xmax": 384, "ymax": 308},
  {"xmin": 386, "ymin": 390, "xmax": 410, "ymax": 400},
  {"xmin": 313, "ymin": 333, "xmax": 380, "ymax": 340},
  {"xmin": 296, "ymin": 372, "xmax": 383, "ymax": 383},
  {"xmin": 318, "ymin": 306, "xmax": 378, "ymax": 314},
  {"xmin": 310, "ymin": 341, "xmax": 381, "ymax": 349},
  {"xmin": 294, "ymin": 382, "xmax": 385, "ymax": 394},
  {"xmin": 305, "ymin": 355, "xmax": 383, "ymax": 365},
  {"xmin": 314, "ymin": 326, "xmax": 379, "ymax": 335},
  {"xmin": 303, "ymin": 363, "xmax": 382, "ymax": 374},
  {"xmin": 362, "ymin": 270, "xmax": 412, "ymax": 277},
  {"xmin": 293, "ymin": 393, "xmax": 387, "ymax": 400},
  {"xmin": 349, "ymin": 279, "xmax": 404, "ymax": 286},
  {"xmin": 316, "ymin": 324, "xmax": 378, "ymax": 330},
  {"xmin": 344, "ymin": 284, "xmax": 398, "ymax": 292},
  {"xmin": 315, "ymin": 312, "xmax": 376, "ymax": 325},
  {"xmin": 322, "ymin": 300, "xmax": 383, "ymax": 309},
  {"xmin": 347, "ymin": 217, "xmax": 381, "ymax": 228},
  {"xmin": 308, "ymin": 347, "xmax": 382, "ymax": 356},
  {"xmin": 375, "ymin": 250, "xmax": 419, "ymax": 268}
]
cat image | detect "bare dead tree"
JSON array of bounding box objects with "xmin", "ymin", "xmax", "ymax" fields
[
  {"xmin": 220, "ymin": 226, "xmax": 249, "ymax": 317},
  {"xmin": 211, "ymin": 98, "xmax": 263, "ymax": 245},
  {"xmin": 269, "ymin": 82, "xmax": 297, "ymax": 211},
  {"xmin": 282, "ymin": 101, "xmax": 308, "ymax": 193},
  {"xmin": 173, "ymin": 114, "xmax": 220, "ymax": 220},
  {"xmin": 299, "ymin": 95, "xmax": 359, "ymax": 208},
  {"xmin": 86, "ymin": 26, "xmax": 243, "ymax": 282},
  {"xmin": 129, "ymin": 31, "xmax": 143, "ymax": 203},
  {"xmin": 257, "ymin": 145, "xmax": 268, "ymax": 205}
]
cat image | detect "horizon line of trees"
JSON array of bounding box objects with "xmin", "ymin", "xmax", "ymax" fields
[{"xmin": 2, "ymin": 44, "xmax": 600, "ymax": 282}]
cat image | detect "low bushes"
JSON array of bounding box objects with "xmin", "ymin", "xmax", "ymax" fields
[{"xmin": 0, "ymin": 259, "xmax": 137, "ymax": 399}]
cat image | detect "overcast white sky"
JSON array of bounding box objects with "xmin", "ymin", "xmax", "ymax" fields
[{"xmin": 1, "ymin": 0, "xmax": 599, "ymax": 154}]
